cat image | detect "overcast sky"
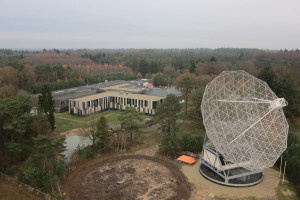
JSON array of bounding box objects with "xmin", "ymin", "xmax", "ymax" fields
[{"xmin": 0, "ymin": 0, "xmax": 299, "ymax": 49}]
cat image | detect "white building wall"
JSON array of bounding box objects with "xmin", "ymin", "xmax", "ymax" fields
[{"xmin": 70, "ymin": 95, "xmax": 162, "ymax": 116}]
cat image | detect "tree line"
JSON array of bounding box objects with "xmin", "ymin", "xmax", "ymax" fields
[
  {"xmin": 0, "ymin": 87, "xmax": 66, "ymax": 197},
  {"xmin": 0, "ymin": 63, "xmax": 136, "ymax": 97}
]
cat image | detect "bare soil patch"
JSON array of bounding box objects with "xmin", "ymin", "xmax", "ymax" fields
[
  {"xmin": 60, "ymin": 128, "xmax": 82, "ymax": 137},
  {"xmin": 181, "ymin": 161, "xmax": 280, "ymax": 200},
  {"xmin": 64, "ymin": 155, "xmax": 191, "ymax": 200}
]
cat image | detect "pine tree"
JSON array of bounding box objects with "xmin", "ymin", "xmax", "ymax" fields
[
  {"xmin": 155, "ymin": 94, "xmax": 181, "ymax": 134},
  {"xmin": 32, "ymin": 135, "xmax": 65, "ymax": 169},
  {"xmin": 38, "ymin": 85, "xmax": 55, "ymax": 130},
  {"xmin": 96, "ymin": 117, "xmax": 111, "ymax": 152},
  {"xmin": 119, "ymin": 107, "xmax": 143, "ymax": 142},
  {"xmin": 190, "ymin": 87, "xmax": 204, "ymax": 127},
  {"xmin": 273, "ymin": 71, "xmax": 299, "ymax": 117},
  {"xmin": 210, "ymin": 56, "xmax": 217, "ymax": 62},
  {"xmin": 159, "ymin": 132, "xmax": 178, "ymax": 155},
  {"xmin": 257, "ymin": 66, "xmax": 276, "ymax": 90}
]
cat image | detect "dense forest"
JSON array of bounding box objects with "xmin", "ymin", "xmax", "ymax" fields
[
  {"xmin": 0, "ymin": 48, "xmax": 299, "ymax": 197},
  {"xmin": 1, "ymin": 48, "xmax": 299, "ymax": 115}
]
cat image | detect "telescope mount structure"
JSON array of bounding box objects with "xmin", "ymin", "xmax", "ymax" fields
[{"xmin": 199, "ymin": 71, "xmax": 289, "ymax": 187}]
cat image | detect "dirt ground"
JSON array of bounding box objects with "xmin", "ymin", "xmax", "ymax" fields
[
  {"xmin": 64, "ymin": 153, "xmax": 192, "ymax": 200},
  {"xmin": 63, "ymin": 138, "xmax": 283, "ymax": 200},
  {"xmin": 63, "ymin": 144, "xmax": 284, "ymax": 200},
  {"xmin": 60, "ymin": 128, "xmax": 82, "ymax": 137},
  {"xmin": 181, "ymin": 161, "xmax": 280, "ymax": 200},
  {"xmin": 0, "ymin": 177, "xmax": 42, "ymax": 200}
]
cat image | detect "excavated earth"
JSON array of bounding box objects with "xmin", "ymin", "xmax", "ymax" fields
[{"xmin": 64, "ymin": 155, "xmax": 191, "ymax": 200}]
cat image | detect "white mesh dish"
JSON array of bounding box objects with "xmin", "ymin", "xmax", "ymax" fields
[{"xmin": 201, "ymin": 70, "xmax": 289, "ymax": 171}]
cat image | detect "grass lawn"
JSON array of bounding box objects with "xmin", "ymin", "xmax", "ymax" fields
[
  {"xmin": 215, "ymin": 197, "xmax": 258, "ymax": 200},
  {"xmin": 177, "ymin": 112, "xmax": 188, "ymax": 120},
  {"xmin": 55, "ymin": 110, "xmax": 119, "ymax": 122},
  {"xmin": 177, "ymin": 121, "xmax": 205, "ymax": 138},
  {"xmin": 106, "ymin": 112, "xmax": 121, "ymax": 127},
  {"xmin": 277, "ymin": 180, "xmax": 299, "ymax": 200},
  {"xmin": 214, "ymin": 180, "xmax": 299, "ymax": 200},
  {"xmin": 55, "ymin": 110, "xmax": 154, "ymax": 133},
  {"xmin": 55, "ymin": 110, "xmax": 122, "ymax": 133},
  {"xmin": 143, "ymin": 132, "xmax": 162, "ymax": 147},
  {"xmin": 141, "ymin": 118, "xmax": 205, "ymax": 148},
  {"xmin": 55, "ymin": 117, "xmax": 84, "ymax": 133}
]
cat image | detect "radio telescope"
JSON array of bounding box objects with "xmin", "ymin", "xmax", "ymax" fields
[{"xmin": 199, "ymin": 70, "xmax": 289, "ymax": 187}]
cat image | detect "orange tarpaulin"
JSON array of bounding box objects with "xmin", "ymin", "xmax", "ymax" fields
[{"xmin": 176, "ymin": 155, "xmax": 196, "ymax": 164}]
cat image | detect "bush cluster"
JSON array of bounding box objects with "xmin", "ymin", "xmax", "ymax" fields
[{"xmin": 159, "ymin": 133, "xmax": 203, "ymax": 156}]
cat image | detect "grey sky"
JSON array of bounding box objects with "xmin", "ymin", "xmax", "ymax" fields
[{"xmin": 0, "ymin": 0, "xmax": 299, "ymax": 49}]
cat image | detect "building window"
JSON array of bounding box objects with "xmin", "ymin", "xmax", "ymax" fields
[
  {"xmin": 88, "ymin": 101, "xmax": 90, "ymax": 107},
  {"xmin": 145, "ymin": 100, "xmax": 148, "ymax": 107},
  {"xmin": 127, "ymin": 98, "xmax": 131, "ymax": 105},
  {"xmin": 83, "ymin": 102, "xmax": 86, "ymax": 109},
  {"xmin": 153, "ymin": 101, "xmax": 157, "ymax": 109}
]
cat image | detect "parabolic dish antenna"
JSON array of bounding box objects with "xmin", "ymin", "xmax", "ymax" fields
[{"xmin": 200, "ymin": 70, "xmax": 289, "ymax": 186}]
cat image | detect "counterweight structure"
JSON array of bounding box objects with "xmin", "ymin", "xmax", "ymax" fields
[{"xmin": 200, "ymin": 70, "xmax": 289, "ymax": 186}]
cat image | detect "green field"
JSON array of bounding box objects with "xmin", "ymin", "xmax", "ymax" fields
[
  {"xmin": 55, "ymin": 110, "xmax": 119, "ymax": 122},
  {"xmin": 55, "ymin": 110, "xmax": 153, "ymax": 133},
  {"xmin": 55, "ymin": 116, "xmax": 84, "ymax": 133}
]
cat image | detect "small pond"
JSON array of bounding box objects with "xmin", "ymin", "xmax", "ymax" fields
[{"xmin": 62, "ymin": 135, "xmax": 91, "ymax": 163}]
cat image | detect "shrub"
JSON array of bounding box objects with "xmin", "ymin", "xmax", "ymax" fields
[
  {"xmin": 159, "ymin": 133, "xmax": 179, "ymax": 156},
  {"xmin": 179, "ymin": 134, "xmax": 203, "ymax": 153},
  {"xmin": 75, "ymin": 145, "xmax": 96, "ymax": 161},
  {"xmin": 0, "ymin": 164, "xmax": 15, "ymax": 176}
]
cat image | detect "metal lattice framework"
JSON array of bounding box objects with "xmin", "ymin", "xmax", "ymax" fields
[{"xmin": 201, "ymin": 70, "xmax": 289, "ymax": 171}]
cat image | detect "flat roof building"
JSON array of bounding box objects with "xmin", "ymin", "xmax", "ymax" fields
[
  {"xmin": 31, "ymin": 80, "xmax": 126, "ymax": 112},
  {"xmin": 32, "ymin": 80, "xmax": 181, "ymax": 116},
  {"xmin": 69, "ymin": 91, "xmax": 164, "ymax": 116}
]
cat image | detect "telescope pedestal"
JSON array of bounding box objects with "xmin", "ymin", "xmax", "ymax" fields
[{"xmin": 200, "ymin": 146, "xmax": 263, "ymax": 187}]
